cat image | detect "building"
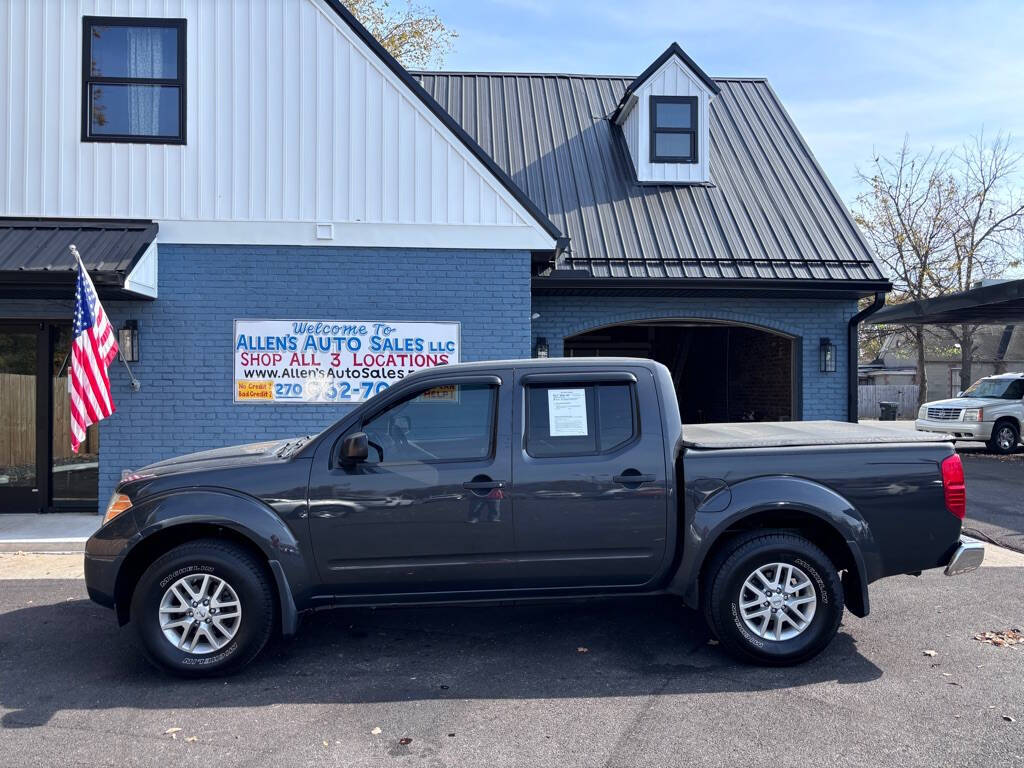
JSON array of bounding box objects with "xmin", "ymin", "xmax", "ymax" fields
[{"xmin": 0, "ymin": 0, "xmax": 889, "ymax": 515}]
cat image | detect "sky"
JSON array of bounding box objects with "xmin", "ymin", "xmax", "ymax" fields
[{"xmin": 428, "ymin": 0, "xmax": 1024, "ymax": 209}]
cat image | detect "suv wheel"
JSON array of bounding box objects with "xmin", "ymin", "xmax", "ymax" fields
[
  {"xmin": 987, "ymin": 420, "xmax": 1019, "ymax": 455},
  {"xmin": 703, "ymin": 533, "xmax": 844, "ymax": 666},
  {"xmin": 130, "ymin": 539, "xmax": 275, "ymax": 677}
]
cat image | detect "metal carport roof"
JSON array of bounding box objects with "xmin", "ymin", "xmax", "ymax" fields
[{"xmin": 870, "ymin": 280, "xmax": 1024, "ymax": 325}]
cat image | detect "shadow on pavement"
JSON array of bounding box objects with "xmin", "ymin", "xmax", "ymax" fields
[{"xmin": 0, "ymin": 594, "xmax": 882, "ymax": 728}]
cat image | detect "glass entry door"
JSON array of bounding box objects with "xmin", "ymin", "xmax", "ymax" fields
[
  {"xmin": 0, "ymin": 321, "xmax": 99, "ymax": 513},
  {"xmin": 0, "ymin": 325, "xmax": 45, "ymax": 512}
]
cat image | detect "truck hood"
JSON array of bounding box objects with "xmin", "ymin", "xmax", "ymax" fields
[
  {"xmin": 133, "ymin": 437, "xmax": 306, "ymax": 479},
  {"xmin": 923, "ymin": 397, "xmax": 1003, "ymax": 409}
]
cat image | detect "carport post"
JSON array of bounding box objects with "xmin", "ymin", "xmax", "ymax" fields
[{"xmin": 848, "ymin": 292, "xmax": 887, "ymax": 422}]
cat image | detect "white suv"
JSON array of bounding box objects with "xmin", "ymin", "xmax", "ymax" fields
[{"xmin": 916, "ymin": 373, "xmax": 1024, "ymax": 455}]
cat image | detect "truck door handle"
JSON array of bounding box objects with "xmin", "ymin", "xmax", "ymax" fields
[
  {"xmin": 463, "ymin": 480, "xmax": 505, "ymax": 491},
  {"xmin": 613, "ymin": 472, "xmax": 656, "ymax": 485}
]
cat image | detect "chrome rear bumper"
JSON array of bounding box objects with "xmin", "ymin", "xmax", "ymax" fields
[{"xmin": 944, "ymin": 536, "xmax": 985, "ymax": 576}]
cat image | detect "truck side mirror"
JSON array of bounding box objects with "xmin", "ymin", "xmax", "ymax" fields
[
  {"xmin": 957, "ymin": 391, "xmax": 964, "ymax": 397},
  {"xmin": 338, "ymin": 432, "xmax": 369, "ymax": 464}
]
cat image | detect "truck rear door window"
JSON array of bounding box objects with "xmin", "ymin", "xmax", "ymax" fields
[{"xmin": 525, "ymin": 383, "xmax": 637, "ymax": 457}]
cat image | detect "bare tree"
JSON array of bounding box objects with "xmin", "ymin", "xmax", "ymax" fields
[
  {"xmin": 938, "ymin": 133, "xmax": 1024, "ymax": 390},
  {"xmin": 344, "ymin": 0, "xmax": 457, "ymax": 68},
  {"xmin": 854, "ymin": 140, "xmax": 957, "ymax": 405}
]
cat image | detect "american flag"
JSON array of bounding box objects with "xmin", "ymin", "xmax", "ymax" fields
[{"xmin": 70, "ymin": 247, "xmax": 118, "ymax": 453}]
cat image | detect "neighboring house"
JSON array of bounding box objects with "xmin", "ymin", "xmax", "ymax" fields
[
  {"xmin": 862, "ymin": 325, "xmax": 1022, "ymax": 401},
  {"xmin": 0, "ymin": 0, "xmax": 889, "ymax": 515}
]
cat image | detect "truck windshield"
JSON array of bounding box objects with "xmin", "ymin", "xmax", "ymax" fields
[{"xmin": 962, "ymin": 378, "xmax": 1024, "ymax": 399}]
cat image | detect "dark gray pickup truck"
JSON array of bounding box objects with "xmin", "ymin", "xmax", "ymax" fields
[{"xmin": 85, "ymin": 358, "xmax": 984, "ymax": 676}]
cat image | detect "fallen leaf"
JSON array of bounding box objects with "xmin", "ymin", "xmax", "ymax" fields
[
  {"xmin": 370, "ymin": 727, "xmax": 382, "ymax": 735},
  {"xmin": 942, "ymin": 672, "xmax": 952, "ymax": 677},
  {"xmin": 1005, "ymin": 716, "xmax": 1017, "ymax": 723},
  {"xmin": 185, "ymin": 737, "xmax": 198, "ymax": 743},
  {"xmin": 447, "ymin": 733, "xmax": 456, "ymax": 738},
  {"xmin": 923, "ymin": 650, "xmax": 938, "ymax": 657},
  {"xmin": 322, "ymin": 741, "xmax": 328, "ymax": 747},
  {"xmin": 399, "ymin": 738, "xmax": 412, "ymax": 746},
  {"xmin": 576, "ymin": 647, "xmax": 589, "ymax": 654},
  {"xmin": 165, "ymin": 728, "xmax": 182, "ymax": 735}
]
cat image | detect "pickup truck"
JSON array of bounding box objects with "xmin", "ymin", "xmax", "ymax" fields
[{"xmin": 85, "ymin": 358, "xmax": 984, "ymax": 676}]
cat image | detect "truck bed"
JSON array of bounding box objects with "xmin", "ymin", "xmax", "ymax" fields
[{"xmin": 682, "ymin": 420, "xmax": 951, "ymax": 449}]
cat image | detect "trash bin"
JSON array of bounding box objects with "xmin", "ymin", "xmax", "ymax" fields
[{"xmin": 879, "ymin": 402, "xmax": 899, "ymax": 421}]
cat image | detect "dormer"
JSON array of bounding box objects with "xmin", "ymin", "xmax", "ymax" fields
[{"xmin": 612, "ymin": 43, "xmax": 720, "ymax": 184}]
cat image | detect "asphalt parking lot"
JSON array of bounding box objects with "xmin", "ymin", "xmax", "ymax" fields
[
  {"xmin": 1, "ymin": 561, "xmax": 1022, "ymax": 768},
  {"xmin": 960, "ymin": 446, "xmax": 1024, "ymax": 552}
]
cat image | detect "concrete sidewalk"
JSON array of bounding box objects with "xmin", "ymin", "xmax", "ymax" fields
[{"xmin": 0, "ymin": 514, "xmax": 100, "ymax": 553}]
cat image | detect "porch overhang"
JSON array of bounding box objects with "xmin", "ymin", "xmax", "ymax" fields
[{"xmin": 0, "ymin": 218, "xmax": 159, "ymax": 300}]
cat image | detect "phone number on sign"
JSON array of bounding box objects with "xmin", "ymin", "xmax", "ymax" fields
[{"xmin": 275, "ymin": 380, "xmax": 391, "ymax": 401}]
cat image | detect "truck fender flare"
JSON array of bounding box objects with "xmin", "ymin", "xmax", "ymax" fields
[
  {"xmin": 672, "ymin": 475, "xmax": 879, "ymax": 617},
  {"xmin": 116, "ymin": 488, "xmax": 310, "ymax": 634}
]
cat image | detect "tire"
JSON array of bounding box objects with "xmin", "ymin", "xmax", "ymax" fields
[
  {"xmin": 987, "ymin": 420, "xmax": 1019, "ymax": 456},
  {"xmin": 129, "ymin": 539, "xmax": 275, "ymax": 677},
  {"xmin": 703, "ymin": 533, "xmax": 844, "ymax": 666}
]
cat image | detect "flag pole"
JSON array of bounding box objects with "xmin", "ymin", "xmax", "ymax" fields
[{"xmin": 69, "ymin": 244, "xmax": 141, "ymax": 392}]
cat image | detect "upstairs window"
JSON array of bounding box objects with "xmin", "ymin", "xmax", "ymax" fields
[
  {"xmin": 82, "ymin": 17, "xmax": 186, "ymax": 144},
  {"xmin": 649, "ymin": 96, "xmax": 697, "ymax": 163}
]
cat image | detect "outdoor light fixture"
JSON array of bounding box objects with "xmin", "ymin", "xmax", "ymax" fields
[
  {"xmin": 535, "ymin": 336, "xmax": 549, "ymax": 358},
  {"xmin": 819, "ymin": 337, "xmax": 836, "ymax": 373},
  {"xmin": 119, "ymin": 320, "xmax": 140, "ymax": 363}
]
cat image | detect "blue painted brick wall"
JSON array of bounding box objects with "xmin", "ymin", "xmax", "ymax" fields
[
  {"xmin": 7, "ymin": 245, "xmax": 531, "ymax": 510},
  {"xmin": 531, "ymin": 295, "xmax": 857, "ymax": 421}
]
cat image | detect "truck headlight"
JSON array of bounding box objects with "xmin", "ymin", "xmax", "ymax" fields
[
  {"xmin": 103, "ymin": 493, "xmax": 133, "ymax": 525},
  {"xmin": 918, "ymin": 405, "xmax": 927, "ymax": 419},
  {"xmin": 963, "ymin": 407, "xmax": 983, "ymax": 422}
]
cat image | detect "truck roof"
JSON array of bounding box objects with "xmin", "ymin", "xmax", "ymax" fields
[{"xmin": 682, "ymin": 420, "xmax": 951, "ymax": 450}]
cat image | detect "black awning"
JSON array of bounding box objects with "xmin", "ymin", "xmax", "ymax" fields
[
  {"xmin": 870, "ymin": 280, "xmax": 1024, "ymax": 325},
  {"xmin": 0, "ymin": 218, "xmax": 158, "ymax": 299}
]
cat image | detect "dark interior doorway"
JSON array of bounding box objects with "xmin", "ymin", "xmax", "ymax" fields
[{"xmin": 565, "ymin": 322, "xmax": 798, "ymax": 423}]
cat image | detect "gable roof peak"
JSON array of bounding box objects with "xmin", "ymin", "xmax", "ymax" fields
[{"xmin": 630, "ymin": 42, "xmax": 721, "ymax": 96}]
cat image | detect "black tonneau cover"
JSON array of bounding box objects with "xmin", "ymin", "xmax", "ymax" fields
[{"xmin": 682, "ymin": 420, "xmax": 951, "ymax": 450}]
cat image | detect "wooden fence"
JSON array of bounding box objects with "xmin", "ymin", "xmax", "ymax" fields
[
  {"xmin": 0, "ymin": 374, "xmax": 96, "ymax": 467},
  {"xmin": 858, "ymin": 384, "xmax": 920, "ymax": 420}
]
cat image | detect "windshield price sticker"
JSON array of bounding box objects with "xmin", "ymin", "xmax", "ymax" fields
[
  {"xmin": 548, "ymin": 389, "xmax": 589, "ymax": 436},
  {"xmin": 233, "ymin": 320, "xmax": 460, "ymax": 404}
]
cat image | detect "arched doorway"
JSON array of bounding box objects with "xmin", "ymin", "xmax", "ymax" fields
[{"xmin": 564, "ymin": 320, "xmax": 799, "ymax": 423}]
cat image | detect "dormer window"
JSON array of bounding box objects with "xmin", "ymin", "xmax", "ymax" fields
[{"xmin": 649, "ymin": 96, "xmax": 697, "ymax": 163}]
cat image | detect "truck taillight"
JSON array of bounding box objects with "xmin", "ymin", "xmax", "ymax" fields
[{"xmin": 941, "ymin": 454, "xmax": 966, "ymax": 520}]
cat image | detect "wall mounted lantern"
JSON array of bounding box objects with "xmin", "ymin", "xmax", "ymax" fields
[
  {"xmin": 119, "ymin": 320, "xmax": 140, "ymax": 363},
  {"xmin": 819, "ymin": 337, "xmax": 836, "ymax": 373},
  {"xmin": 535, "ymin": 336, "xmax": 549, "ymax": 358}
]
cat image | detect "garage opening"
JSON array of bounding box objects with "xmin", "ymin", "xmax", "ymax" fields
[{"xmin": 564, "ymin": 321, "xmax": 798, "ymax": 423}]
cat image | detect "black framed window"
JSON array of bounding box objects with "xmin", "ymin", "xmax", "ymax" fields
[
  {"xmin": 525, "ymin": 383, "xmax": 639, "ymax": 458},
  {"xmin": 649, "ymin": 95, "xmax": 697, "ymax": 163},
  {"xmin": 82, "ymin": 16, "xmax": 186, "ymax": 144}
]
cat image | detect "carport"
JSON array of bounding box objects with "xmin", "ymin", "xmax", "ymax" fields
[{"xmin": 870, "ymin": 279, "xmax": 1024, "ymax": 325}]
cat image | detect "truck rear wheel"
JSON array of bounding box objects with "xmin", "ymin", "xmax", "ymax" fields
[
  {"xmin": 703, "ymin": 533, "xmax": 843, "ymax": 666},
  {"xmin": 130, "ymin": 539, "xmax": 275, "ymax": 677}
]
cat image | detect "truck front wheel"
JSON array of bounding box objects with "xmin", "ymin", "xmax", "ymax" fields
[{"xmin": 703, "ymin": 533, "xmax": 844, "ymax": 665}]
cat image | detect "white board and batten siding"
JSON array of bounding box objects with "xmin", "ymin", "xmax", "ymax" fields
[
  {"xmin": 620, "ymin": 56, "xmax": 712, "ymax": 185},
  {"xmin": 0, "ymin": 0, "xmax": 555, "ymax": 251}
]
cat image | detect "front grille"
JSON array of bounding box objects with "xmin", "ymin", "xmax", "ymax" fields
[{"xmin": 927, "ymin": 407, "xmax": 962, "ymax": 421}]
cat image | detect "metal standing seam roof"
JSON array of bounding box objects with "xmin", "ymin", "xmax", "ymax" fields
[
  {"xmin": 0, "ymin": 218, "xmax": 158, "ymax": 294},
  {"xmin": 413, "ymin": 71, "xmax": 887, "ymax": 286}
]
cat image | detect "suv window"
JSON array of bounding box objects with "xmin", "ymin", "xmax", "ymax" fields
[
  {"xmin": 963, "ymin": 377, "xmax": 1024, "ymax": 399},
  {"xmin": 525, "ymin": 383, "xmax": 638, "ymax": 457},
  {"xmin": 359, "ymin": 383, "xmax": 497, "ymax": 464},
  {"xmin": 1004, "ymin": 379, "xmax": 1024, "ymax": 399}
]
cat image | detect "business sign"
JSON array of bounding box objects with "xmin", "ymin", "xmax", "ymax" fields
[{"xmin": 233, "ymin": 319, "xmax": 460, "ymax": 404}]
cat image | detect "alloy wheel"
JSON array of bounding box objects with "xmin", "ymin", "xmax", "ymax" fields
[
  {"xmin": 738, "ymin": 562, "xmax": 817, "ymax": 641},
  {"xmin": 158, "ymin": 573, "xmax": 242, "ymax": 654}
]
